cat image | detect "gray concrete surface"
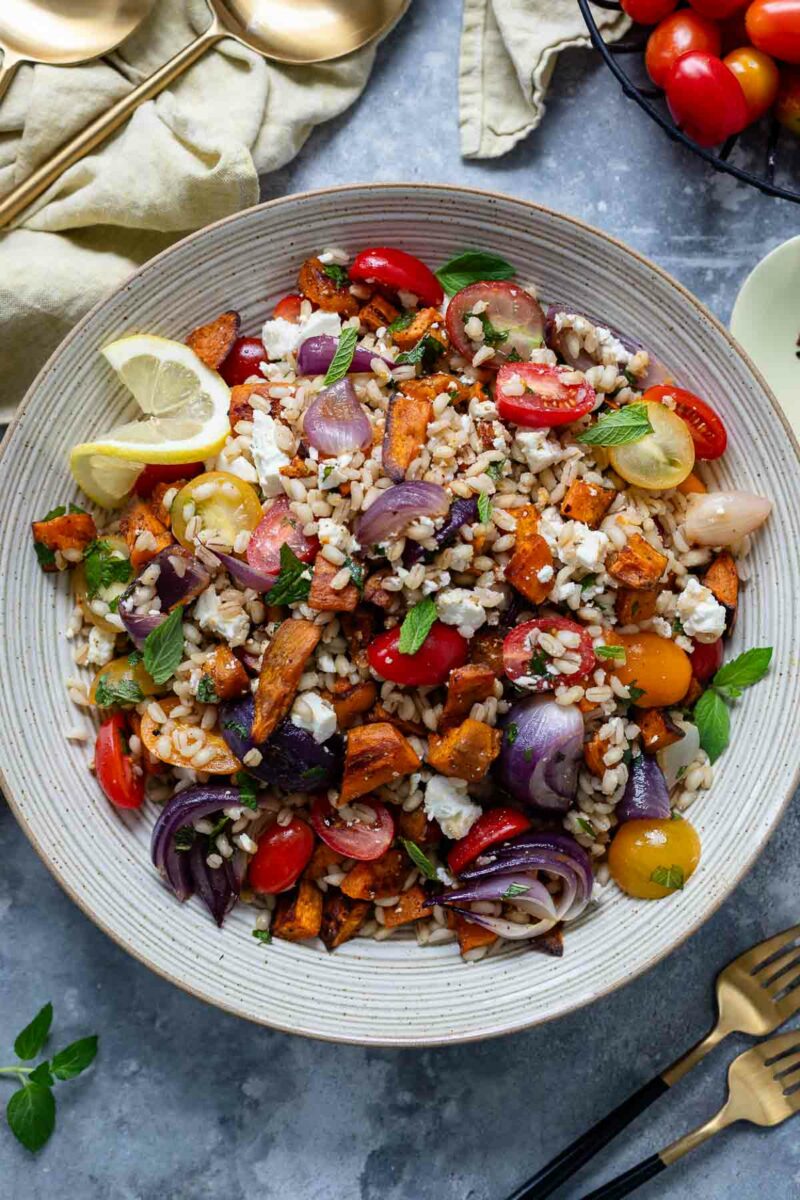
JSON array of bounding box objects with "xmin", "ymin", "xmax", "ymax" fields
[{"xmin": 2, "ymin": 1, "xmax": 799, "ymax": 1196}]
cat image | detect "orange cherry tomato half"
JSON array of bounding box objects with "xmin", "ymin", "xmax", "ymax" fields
[
  {"xmin": 605, "ymin": 632, "xmax": 692, "ymax": 708},
  {"xmin": 747, "ymin": 0, "xmax": 800, "ymax": 64},
  {"xmin": 775, "ymin": 65, "xmax": 800, "ymax": 130},
  {"xmin": 609, "ymin": 817, "xmax": 701, "ymax": 899},
  {"xmin": 134, "ymin": 461, "xmax": 204, "ymax": 497},
  {"xmin": 273, "ymin": 293, "xmax": 303, "ymax": 323},
  {"xmin": 645, "ymin": 10, "xmax": 722, "ymax": 87},
  {"xmin": 367, "ymin": 621, "xmax": 468, "ymax": 687},
  {"xmin": 642, "ymin": 385, "xmax": 727, "ymax": 459},
  {"xmin": 349, "ymin": 247, "xmax": 443, "ymax": 307},
  {"xmin": 95, "ymin": 713, "xmax": 144, "ymax": 810},
  {"xmin": 665, "ymin": 52, "xmax": 749, "ymax": 147},
  {"xmin": 496, "ymin": 362, "xmax": 596, "ymax": 428},
  {"xmin": 247, "ymin": 496, "xmax": 319, "ymax": 578},
  {"xmin": 503, "ymin": 618, "xmax": 596, "ymax": 691},
  {"xmin": 220, "ymin": 336, "xmax": 267, "ymax": 387},
  {"xmin": 447, "ymin": 807, "xmax": 532, "ymax": 876},
  {"xmin": 248, "ymin": 818, "xmax": 315, "ymax": 894},
  {"xmin": 311, "ymin": 796, "xmax": 395, "ymax": 862},
  {"xmin": 723, "ymin": 46, "xmax": 781, "ymax": 121}
]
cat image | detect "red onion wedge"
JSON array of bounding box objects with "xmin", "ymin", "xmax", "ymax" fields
[
  {"xmin": 616, "ymin": 754, "xmax": 671, "ymax": 823},
  {"xmin": 303, "ymin": 378, "xmax": 373, "ymax": 456},
  {"xmin": 402, "ymin": 497, "xmax": 478, "ymax": 567},
  {"xmin": 296, "ymin": 334, "xmax": 394, "ymax": 378},
  {"xmin": 497, "ymin": 697, "xmax": 583, "ymax": 812},
  {"xmin": 118, "ymin": 546, "xmax": 210, "ymax": 647},
  {"xmin": 355, "ymin": 481, "xmax": 449, "ymax": 548},
  {"xmin": 683, "ymin": 490, "xmax": 772, "ymax": 547},
  {"xmin": 209, "ymin": 548, "xmax": 277, "ymax": 593},
  {"xmin": 545, "ymin": 303, "xmax": 673, "ymax": 389},
  {"xmin": 188, "ymin": 837, "xmax": 237, "ymax": 927}
]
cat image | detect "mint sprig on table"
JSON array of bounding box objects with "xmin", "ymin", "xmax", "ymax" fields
[
  {"xmin": 435, "ymin": 250, "xmax": 516, "ymax": 295},
  {"xmin": 2, "ymin": 1003, "xmax": 98, "ymax": 1152},
  {"xmin": 576, "ymin": 402, "xmax": 654, "ymax": 447},
  {"xmin": 693, "ymin": 647, "xmax": 773, "ymax": 762}
]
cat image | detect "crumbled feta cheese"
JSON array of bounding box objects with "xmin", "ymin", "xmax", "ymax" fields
[
  {"xmin": 572, "ymin": 525, "xmax": 610, "ymax": 573},
  {"xmin": 193, "ymin": 588, "xmax": 250, "ymax": 647},
  {"xmin": 676, "ymin": 576, "xmax": 727, "ymax": 643},
  {"xmin": 424, "ymin": 776, "xmax": 481, "ymax": 841},
  {"xmin": 317, "ymin": 516, "xmax": 359, "ymax": 556},
  {"xmin": 514, "ymin": 429, "xmax": 571, "ymax": 474},
  {"xmin": 537, "ymin": 507, "xmax": 566, "ymax": 553},
  {"xmin": 222, "ymin": 454, "xmax": 259, "ymax": 484},
  {"xmin": 290, "ymin": 692, "xmax": 337, "ymax": 744},
  {"xmin": 261, "ymin": 317, "xmax": 299, "ymax": 362},
  {"xmin": 296, "ymin": 308, "xmax": 342, "ymax": 347},
  {"xmin": 318, "ymin": 457, "xmax": 349, "ymax": 492},
  {"xmin": 86, "ymin": 626, "xmax": 116, "ymax": 667},
  {"xmin": 537, "ymin": 564, "xmax": 554, "ymax": 584},
  {"xmin": 437, "ymin": 588, "xmax": 487, "ymax": 639},
  {"xmin": 251, "ymin": 410, "xmax": 291, "ymax": 497}
]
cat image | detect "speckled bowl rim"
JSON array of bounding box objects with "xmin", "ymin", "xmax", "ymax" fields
[{"xmin": 1, "ymin": 183, "xmax": 798, "ymax": 1046}]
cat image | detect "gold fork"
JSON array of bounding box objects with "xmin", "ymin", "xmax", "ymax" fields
[
  {"xmin": 580, "ymin": 1029, "xmax": 800, "ymax": 1198},
  {"xmin": 507, "ymin": 922, "xmax": 800, "ymax": 1199}
]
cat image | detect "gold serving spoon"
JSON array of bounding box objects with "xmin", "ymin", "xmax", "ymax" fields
[
  {"xmin": 0, "ymin": 0, "xmax": 155, "ymax": 104},
  {"xmin": 0, "ymin": 0, "xmax": 408, "ymax": 228}
]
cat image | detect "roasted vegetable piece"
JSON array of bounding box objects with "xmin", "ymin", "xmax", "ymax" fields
[
  {"xmin": 441, "ymin": 663, "xmax": 497, "ymax": 728},
  {"xmin": 150, "ymin": 479, "xmax": 187, "ymax": 527},
  {"xmin": 201, "ymin": 644, "xmax": 249, "ymax": 701},
  {"xmin": 636, "ymin": 707, "xmax": 685, "ymax": 754},
  {"xmin": 389, "ymin": 307, "xmax": 447, "ymax": 351},
  {"xmin": 583, "ymin": 732, "xmax": 610, "ymax": 778},
  {"xmin": 320, "ymin": 892, "xmax": 370, "ymax": 950},
  {"xmin": 119, "ymin": 498, "xmax": 174, "ymax": 569},
  {"xmin": 505, "ymin": 514, "xmax": 554, "ymax": 604},
  {"xmin": 338, "ymin": 722, "xmax": 421, "ymax": 805},
  {"xmin": 340, "ymin": 609, "xmax": 375, "ymax": 670},
  {"xmin": 298, "ymin": 256, "xmax": 359, "ymax": 316},
  {"xmin": 340, "ymin": 848, "xmax": 408, "ymax": 899},
  {"xmin": 677, "ymin": 471, "xmax": 707, "ymax": 495},
  {"xmin": 272, "ymin": 879, "xmax": 323, "ymax": 942},
  {"xmin": 185, "ymin": 310, "xmax": 240, "ymax": 369},
  {"xmin": 427, "ymin": 718, "xmax": 502, "ymax": 782},
  {"xmin": 382, "ymin": 886, "xmax": 432, "ymax": 928},
  {"xmin": 367, "ymin": 704, "xmax": 426, "ymax": 737},
  {"xmin": 615, "ymin": 587, "xmax": 660, "ymax": 625},
  {"xmin": 390, "ymin": 372, "xmax": 464, "ymax": 406},
  {"xmin": 396, "ymin": 806, "xmax": 436, "ymax": 844},
  {"xmin": 229, "ymin": 381, "xmax": 280, "ymax": 428},
  {"xmin": 308, "ymin": 552, "xmax": 360, "ymax": 612},
  {"xmin": 140, "ymin": 698, "xmax": 242, "ymax": 773},
  {"xmin": 469, "ymin": 627, "xmax": 506, "ymax": 675},
  {"xmin": 252, "ymin": 618, "xmax": 322, "ymax": 743},
  {"xmin": 32, "ymin": 509, "xmax": 97, "ymax": 570},
  {"xmin": 363, "ymin": 569, "xmax": 393, "ymax": 609},
  {"xmin": 450, "ymin": 911, "xmax": 498, "ymax": 956},
  {"xmin": 560, "ymin": 479, "xmax": 616, "ymax": 527},
  {"xmin": 382, "ymin": 392, "xmax": 432, "ymax": 482},
  {"xmin": 701, "ymin": 551, "xmax": 738, "ymax": 629},
  {"xmin": 607, "ymin": 533, "xmax": 668, "ymax": 590},
  {"xmin": 325, "ymin": 680, "xmax": 378, "ymax": 730},
  {"xmin": 358, "ymin": 293, "xmax": 399, "ymax": 331},
  {"xmin": 303, "ymin": 843, "xmax": 343, "ymax": 882}
]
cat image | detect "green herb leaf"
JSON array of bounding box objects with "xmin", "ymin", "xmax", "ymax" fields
[
  {"xmin": 14, "ymin": 1004, "xmax": 53, "ymax": 1061},
  {"xmin": 577, "ymin": 817, "xmax": 596, "ymax": 839},
  {"xmin": 529, "ymin": 648, "xmax": 548, "ymax": 677},
  {"xmin": 576, "ymin": 403, "xmax": 654, "ymax": 447},
  {"xmin": 323, "ymin": 263, "xmax": 349, "ymax": 288},
  {"xmin": 467, "ymin": 310, "xmax": 507, "ymax": 347},
  {"xmin": 398, "ymin": 597, "xmax": 437, "ymax": 656},
  {"xmin": 387, "ymin": 312, "xmax": 414, "ymax": 334},
  {"xmin": 33, "ymin": 542, "xmax": 56, "ymax": 569},
  {"xmin": 127, "ymin": 650, "xmax": 143, "ymax": 667},
  {"xmin": 174, "ymin": 827, "xmax": 195, "ymax": 852},
  {"xmin": 233, "ymin": 771, "xmax": 259, "ymax": 811},
  {"xmin": 323, "ymin": 326, "xmax": 359, "ymax": 386},
  {"xmin": 143, "ymin": 605, "xmax": 185, "ymax": 685},
  {"xmin": 265, "ymin": 543, "xmax": 313, "ymax": 606},
  {"xmin": 712, "ymin": 647, "xmax": 772, "ymax": 699},
  {"xmin": 302, "ymin": 765, "xmax": 328, "ymax": 783},
  {"xmin": 477, "ymin": 493, "xmax": 492, "ymax": 524},
  {"xmin": 206, "ymin": 815, "xmax": 230, "ymax": 844},
  {"xmin": 401, "ymin": 838, "xmax": 439, "ymax": 882},
  {"xmin": 623, "ymin": 368, "xmax": 638, "ymax": 387},
  {"xmin": 505, "ymin": 722, "xmax": 518, "ymax": 745},
  {"xmin": 6, "ymin": 1084, "xmax": 56, "ymax": 1153},
  {"xmin": 487, "ymin": 459, "xmax": 505, "ymax": 482},
  {"xmin": 196, "ymin": 675, "xmax": 220, "ymax": 705},
  {"xmin": 580, "ymin": 573, "xmax": 599, "ymax": 592},
  {"xmin": 395, "ymin": 333, "xmax": 442, "ymax": 368},
  {"xmin": 694, "ymin": 688, "xmax": 730, "ymax": 762},
  {"xmin": 223, "ymin": 718, "xmax": 249, "ymax": 739},
  {"xmin": 83, "ymin": 540, "xmax": 133, "ymax": 599},
  {"xmin": 345, "ymin": 556, "xmax": 364, "ymax": 592},
  {"xmin": 28, "ymin": 1063, "xmax": 53, "ymax": 1088},
  {"xmin": 50, "ymin": 1036, "xmax": 98, "ymax": 1082},
  {"xmin": 252, "ymin": 929, "xmax": 272, "ymax": 945},
  {"xmin": 502, "ymin": 882, "xmax": 530, "ymax": 899},
  {"xmin": 627, "ymin": 683, "xmax": 646, "ymax": 704},
  {"xmin": 94, "ymin": 676, "xmax": 145, "ymax": 709},
  {"xmin": 435, "ymin": 250, "xmax": 516, "ymax": 296},
  {"xmin": 650, "ymin": 864, "xmax": 685, "ymax": 891},
  {"xmin": 506, "ymin": 349, "xmax": 523, "ymax": 363},
  {"xmin": 672, "ymin": 617, "xmax": 684, "ymax": 636},
  {"xmin": 596, "ymin": 645, "xmax": 625, "ymax": 662},
  {"xmin": 39, "ymin": 503, "xmax": 87, "ymax": 523}
]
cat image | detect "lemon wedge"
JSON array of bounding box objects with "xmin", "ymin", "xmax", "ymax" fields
[{"xmin": 69, "ymin": 334, "xmax": 231, "ymax": 507}]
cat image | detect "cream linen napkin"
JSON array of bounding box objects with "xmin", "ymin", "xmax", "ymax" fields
[
  {"xmin": 460, "ymin": 0, "xmax": 630, "ymax": 159},
  {"xmin": 0, "ymin": 0, "xmax": 406, "ymax": 420}
]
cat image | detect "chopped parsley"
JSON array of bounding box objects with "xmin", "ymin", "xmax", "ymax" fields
[
  {"xmin": 93, "ymin": 676, "xmax": 144, "ymax": 709},
  {"xmin": 477, "ymin": 492, "xmax": 492, "ymax": 524},
  {"xmin": 650, "ymin": 864, "xmax": 684, "ymax": 891},
  {"xmin": 395, "ymin": 333, "xmax": 442, "ymax": 369},
  {"xmin": 323, "ymin": 263, "xmax": 349, "ymax": 288},
  {"xmin": 627, "ymin": 684, "xmax": 646, "ymax": 704},
  {"xmin": 345, "ymin": 555, "xmax": 364, "ymax": 592},
  {"xmin": 196, "ymin": 675, "xmax": 220, "ymax": 705},
  {"xmin": 487, "ymin": 459, "xmax": 506, "ymax": 482},
  {"xmin": 252, "ymin": 928, "xmax": 273, "ymax": 945},
  {"xmin": 505, "ymin": 722, "xmax": 519, "ymax": 745},
  {"xmin": 233, "ymin": 771, "xmax": 259, "ymax": 811},
  {"xmin": 529, "ymin": 649, "xmax": 548, "ymax": 677},
  {"xmin": 83, "ymin": 540, "xmax": 133, "ymax": 599},
  {"xmin": 580, "ymin": 573, "xmax": 598, "ymax": 592},
  {"xmin": 223, "ymin": 718, "xmax": 249, "ymax": 739}
]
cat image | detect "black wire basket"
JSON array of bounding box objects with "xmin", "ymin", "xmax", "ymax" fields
[{"xmin": 578, "ymin": 0, "xmax": 800, "ymax": 204}]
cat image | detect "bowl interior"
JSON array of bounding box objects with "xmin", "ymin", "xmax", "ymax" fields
[{"xmin": 2, "ymin": 184, "xmax": 798, "ymax": 1046}]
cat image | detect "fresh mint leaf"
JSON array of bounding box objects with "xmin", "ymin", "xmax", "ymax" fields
[
  {"xmin": 83, "ymin": 540, "xmax": 132, "ymax": 599},
  {"xmin": 252, "ymin": 929, "xmax": 272, "ymax": 945},
  {"xmin": 345, "ymin": 556, "xmax": 364, "ymax": 592},
  {"xmin": 33, "ymin": 542, "xmax": 56, "ymax": 569},
  {"xmin": 435, "ymin": 250, "xmax": 516, "ymax": 296},
  {"xmin": 401, "ymin": 839, "xmax": 439, "ymax": 882},
  {"xmin": 650, "ymin": 864, "xmax": 684, "ymax": 891},
  {"xmin": 712, "ymin": 647, "xmax": 772, "ymax": 698},
  {"xmin": 576, "ymin": 402, "xmax": 654, "ymax": 447},
  {"xmin": 265, "ymin": 543, "xmax": 312, "ymax": 606},
  {"xmin": 505, "ymin": 723, "xmax": 518, "ymax": 745},
  {"xmin": 477, "ymin": 493, "xmax": 492, "ymax": 524},
  {"xmin": 28, "ymin": 1063, "xmax": 53, "ymax": 1088},
  {"xmin": 14, "ymin": 1004, "xmax": 53, "ymax": 1062},
  {"xmin": 487, "ymin": 459, "xmax": 506, "ymax": 482},
  {"xmin": 502, "ymin": 882, "xmax": 530, "ymax": 899},
  {"xmin": 223, "ymin": 718, "xmax": 249, "ymax": 739},
  {"xmin": 577, "ymin": 817, "xmax": 596, "ymax": 839},
  {"xmin": 233, "ymin": 771, "xmax": 259, "ymax": 811},
  {"xmin": 6, "ymin": 1084, "xmax": 55, "ymax": 1153},
  {"xmin": 196, "ymin": 675, "xmax": 219, "ymax": 705},
  {"xmin": 596, "ymin": 645, "xmax": 625, "ymax": 662},
  {"xmin": 627, "ymin": 683, "xmax": 646, "ymax": 704},
  {"xmin": 50, "ymin": 1036, "xmax": 98, "ymax": 1082},
  {"xmin": 323, "ymin": 326, "xmax": 358, "ymax": 386},
  {"xmin": 387, "ymin": 312, "xmax": 414, "ymax": 334},
  {"xmin": 323, "ymin": 263, "xmax": 349, "ymax": 288},
  {"xmin": 395, "ymin": 333, "xmax": 442, "ymax": 368},
  {"xmin": 174, "ymin": 827, "xmax": 195, "ymax": 852},
  {"xmin": 94, "ymin": 676, "xmax": 144, "ymax": 709},
  {"xmin": 143, "ymin": 605, "xmax": 184, "ymax": 685},
  {"xmin": 127, "ymin": 650, "xmax": 143, "ymax": 667},
  {"xmin": 206, "ymin": 815, "xmax": 230, "ymax": 844},
  {"xmin": 467, "ymin": 310, "xmax": 507, "ymax": 347},
  {"xmin": 580, "ymin": 573, "xmax": 599, "ymax": 592},
  {"xmin": 694, "ymin": 688, "xmax": 730, "ymax": 762},
  {"xmin": 398, "ymin": 597, "xmax": 437, "ymax": 655}
]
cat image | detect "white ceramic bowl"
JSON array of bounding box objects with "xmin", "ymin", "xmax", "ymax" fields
[{"xmin": 2, "ymin": 185, "xmax": 798, "ymax": 1046}]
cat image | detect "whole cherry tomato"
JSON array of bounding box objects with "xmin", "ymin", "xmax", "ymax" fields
[
  {"xmin": 665, "ymin": 52, "xmax": 749, "ymax": 146},
  {"xmin": 367, "ymin": 621, "xmax": 468, "ymax": 687},
  {"xmin": 687, "ymin": 0, "xmax": 748, "ymax": 17},
  {"xmin": 273, "ymin": 293, "xmax": 303, "ymax": 323},
  {"xmin": 311, "ymin": 796, "xmax": 395, "ymax": 861},
  {"xmin": 247, "ymin": 497, "xmax": 319, "ymax": 578},
  {"xmin": 95, "ymin": 713, "xmax": 144, "ymax": 809},
  {"xmin": 220, "ymin": 337, "xmax": 267, "ymax": 387},
  {"xmin": 503, "ymin": 617, "xmax": 596, "ymax": 690},
  {"xmin": 747, "ymin": 0, "xmax": 800, "ymax": 63},
  {"xmin": 775, "ymin": 65, "xmax": 800, "ymax": 129},
  {"xmin": 349, "ymin": 247, "xmax": 443, "ymax": 307},
  {"xmin": 248, "ymin": 818, "xmax": 315, "ymax": 893},
  {"xmin": 642, "ymin": 385, "xmax": 727, "ymax": 459},
  {"xmin": 621, "ymin": 0, "xmax": 678, "ymax": 23},
  {"xmin": 604, "ymin": 632, "xmax": 692, "ymax": 708},
  {"xmin": 609, "ymin": 817, "xmax": 701, "ymax": 898},
  {"xmin": 447, "ymin": 807, "xmax": 532, "ymax": 875},
  {"xmin": 134, "ymin": 461, "xmax": 204, "ymax": 497},
  {"xmin": 496, "ymin": 362, "xmax": 596, "ymax": 428},
  {"xmin": 690, "ymin": 638, "xmax": 724, "ymax": 682},
  {"xmin": 723, "ymin": 46, "xmax": 781, "ymax": 121},
  {"xmin": 646, "ymin": 10, "xmax": 722, "ymax": 87}
]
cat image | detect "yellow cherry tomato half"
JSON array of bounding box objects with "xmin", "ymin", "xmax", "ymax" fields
[
  {"xmin": 90, "ymin": 655, "xmax": 165, "ymax": 706},
  {"xmin": 72, "ymin": 534, "xmax": 131, "ymax": 634},
  {"xmin": 139, "ymin": 697, "xmax": 242, "ymax": 774},
  {"xmin": 605, "ymin": 632, "xmax": 692, "ymax": 708},
  {"xmin": 170, "ymin": 471, "xmax": 263, "ymax": 552},
  {"xmin": 609, "ymin": 816, "xmax": 701, "ymax": 899},
  {"xmin": 610, "ymin": 402, "xmax": 695, "ymax": 490}
]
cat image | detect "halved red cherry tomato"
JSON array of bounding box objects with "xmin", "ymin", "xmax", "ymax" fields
[
  {"xmin": 367, "ymin": 621, "xmax": 468, "ymax": 687},
  {"xmin": 690, "ymin": 637, "xmax": 724, "ymax": 681},
  {"xmin": 724, "ymin": 46, "xmax": 780, "ymax": 122},
  {"xmin": 247, "ymin": 497, "xmax": 319, "ymax": 577},
  {"xmin": 646, "ymin": 10, "xmax": 722, "ymax": 87},
  {"xmin": 447, "ymin": 807, "xmax": 532, "ymax": 875},
  {"xmin": 496, "ymin": 362, "xmax": 596, "ymax": 428},
  {"xmin": 273, "ymin": 293, "xmax": 303, "ymax": 323},
  {"xmin": 248, "ymin": 818, "xmax": 315, "ymax": 894},
  {"xmin": 775, "ymin": 65, "xmax": 800, "ymax": 130},
  {"xmin": 503, "ymin": 617, "xmax": 596, "ymax": 690},
  {"xmin": 747, "ymin": 0, "xmax": 800, "ymax": 64},
  {"xmin": 311, "ymin": 796, "xmax": 395, "ymax": 861},
  {"xmin": 446, "ymin": 281, "xmax": 546, "ymax": 366},
  {"xmin": 348, "ymin": 247, "xmax": 443, "ymax": 307},
  {"xmin": 665, "ymin": 52, "xmax": 749, "ymax": 146},
  {"xmin": 95, "ymin": 713, "xmax": 144, "ymax": 810},
  {"xmin": 621, "ymin": 0, "xmax": 677, "ymax": 22},
  {"xmin": 687, "ymin": 0, "xmax": 748, "ymax": 18},
  {"xmin": 642, "ymin": 385, "xmax": 727, "ymax": 460},
  {"xmin": 134, "ymin": 461, "xmax": 204, "ymax": 497},
  {"xmin": 220, "ymin": 337, "xmax": 267, "ymax": 387}
]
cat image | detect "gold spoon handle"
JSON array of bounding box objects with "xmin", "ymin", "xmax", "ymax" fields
[
  {"xmin": 0, "ymin": 21, "xmax": 224, "ymax": 229},
  {"xmin": 0, "ymin": 48, "xmax": 22, "ymax": 106}
]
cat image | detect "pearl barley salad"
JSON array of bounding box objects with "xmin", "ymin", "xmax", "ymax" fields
[{"xmin": 34, "ymin": 245, "xmax": 774, "ymax": 962}]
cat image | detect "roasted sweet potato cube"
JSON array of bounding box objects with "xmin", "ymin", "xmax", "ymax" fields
[
  {"xmin": 615, "ymin": 587, "xmax": 660, "ymax": 626},
  {"xmin": 304, "ymin": 843, "xmax": 343, "ymax": 882},
  {"xmin": 702, "ymin": 551, "xmax": 738, "ymax": 628},
  {"xmin": 359, "ymin": 293, "xmax": 399, "ymax": 331},
  {"xmin": 382, "ymin": 392, "xmax": 432, "ymax": 482},
  {"xmin": 201, "ymin": 644, "xmax": 249, "ymax": 701},
  {"xmin": 150, "ymin": 479, "xmax": 187, "ymax": 527},
  {"xmin": 583, "ymin": 733, "xmax": 609, "ymax": 778},
  {"xmin": 367, "ymin": 704, "xmax": 426, "ymax": 737},
  {"xmin": 338, "ymin": 723, "xmax": 421, "ymax": 806},
  {"xmin": 326, "ymin": 680, "xmax": 377, "ymax": 730},
  {"xmin": 396, "ymin": 806, "xmax": 435, "ymax": 844},
  {"xmin": 635, "ymin": 707, "xmax": 685, "ymax": 754},
  {"xmin": 513, "ymin": 504, "xmax": 541, "ymax": 543},
  {"xmin": 279, "ymin": 455, "xmax": 314, "ymax": 478},
  {"xmin": 298, "ymin": 256, "xmax": 359, "ymax": 316},
  {"xmin": 532, "ymin": 924, "xmax": 564, "ymax": 957},
  {"xmin": 364, "ymin": 569, "xmax": 393, "ymax": 609},
  {"xmin": 469, "ymin": 627, "xmax": 505, "ymax": 675},
  {"xmin": 272, "ymin": 880, "xmax": 323, "ymax": 943},
  {"xmin": 186, "ymin": 310, "xmax": 240, "ymax": 369},
  {"xmin": 252, "ymin": 619, "xmax": 322, "ymax": 743},
  {"xmin": 608, "ymin": 533, "xmax": 668, "ymax": 590},
  {"xmin": 677, "ymin": 471, "xmax": 707, "ymax": 495},
  {"xmin": 382, "ymin": 886, "xmax": 432, "ymax": 928},
  {"xmin": 320, "ymin": 893, "xmax": 370, "ymax": 950},
  {"xmin": 683, "ymin": 675, "xmax": 704, "ymax": 708},
  {"xmin": 506, "ymin": 533, "xmax": 554, "ymax": 604},
  {"xmin": 308, "ymin": 552, "xmax": 359, "ymax": 613},
  {"xmin": 340, "ymin": 609, "xmax": 375, "ymax": 670},
  {"xmin": 32, "ymin": 510, "xmax": 97, "ymax": 571},
  {"xmin": 441, "ymin": 663, "xmax": 497, "ymax": 728},
  {"xmin": 560, "ymin": 479, "xmax": 615, "ymax": 527},
  {"xmin": 395, "ymin": 372, "xmax": 463, "ymax": 407},
  {"xmin": 341, "ymin": 848, "xmax": 408, "ymax": 900},
  {"xmin": 119, "ymin": 499, "xmax": 173, "ymax": 569},
  {"xmin": 450, "ymin": 911, "xmax": 498, "ymax": 956},
  {"xmin": 229, "ymin": 381, "xmax": 281, "ymax": 428},
  {"xmin": 390, "ymin": 307, "xmax": 447, "ymax": 351},
  {"xmin": 427, "ymin": 718, "xmax": 502, "ymax": 782}
]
